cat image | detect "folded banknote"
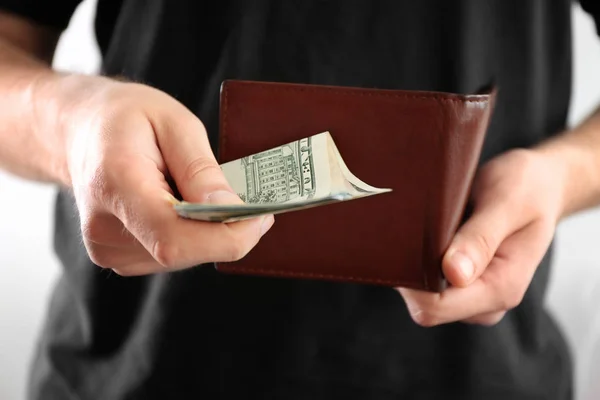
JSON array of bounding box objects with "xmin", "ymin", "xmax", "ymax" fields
[{"xmin": 173, "ymin": 131, "xmax": 391, "ymax": 222}]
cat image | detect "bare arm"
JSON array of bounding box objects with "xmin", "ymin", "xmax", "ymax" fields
[
  {"xmin": 0, "ymin": 11, "xmax": 73, "ymax": 185},
  {"xmin": 538, "ymin": 106, "xmax": 600, "ymax": 217},
  {"xmin": 0, "ymin": 11, "xmax": 273, "ymax": 274}
]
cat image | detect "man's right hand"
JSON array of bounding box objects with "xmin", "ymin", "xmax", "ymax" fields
[{"xmin": 59, "ymin": 77, "xmax": 274, "ymax": 275}]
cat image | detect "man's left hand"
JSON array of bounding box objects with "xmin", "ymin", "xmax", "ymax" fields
[{"xmin": 398, "ymin": 148, "xmax": 567, "ymax": 326}]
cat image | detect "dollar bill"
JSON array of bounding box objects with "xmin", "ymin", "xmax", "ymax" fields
[{"xmin": 173, "ymin": 131, "xmax": 391, "ymax": 222}]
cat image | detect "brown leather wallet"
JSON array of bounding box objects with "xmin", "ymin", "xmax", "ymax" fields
[{"xmin": 216, "ymin": 80, "xmax": 496, "ymax": 292}]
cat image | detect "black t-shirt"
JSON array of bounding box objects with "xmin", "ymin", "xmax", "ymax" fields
[{"xmin": 3, "ymin": 1, "xmax": 600, "ymax": 399}]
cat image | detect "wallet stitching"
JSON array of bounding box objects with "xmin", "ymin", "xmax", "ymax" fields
[
  {"xmin": 219, "ymin": 81, "xmax": 478, "ymax": 290},
  {"xmin": 227, "ymin": 81, "xmax": 488, "ymax": 103},
  {"xmin": 218, "ymin": 266, "xmax": 415, "ymax": 287}
]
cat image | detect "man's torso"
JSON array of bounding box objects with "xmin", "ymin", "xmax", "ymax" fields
[{"xmin": 32, "ymin": 1, "xmax": 578, "ymax": 398}]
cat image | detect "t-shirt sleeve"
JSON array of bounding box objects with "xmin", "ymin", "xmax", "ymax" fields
[
  {"xmin": 0, "ymin": 0, "xmax": 82, "ymax": 31},
  {"xmin": 579, "ymin": 0, "xmax": 600, "ymax": 37}
]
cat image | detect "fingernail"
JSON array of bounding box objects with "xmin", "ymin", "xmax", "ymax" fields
[
  {"xmin": 206, "ymin": 190, "xmax": 242, "ymax": 205},
  {"xmin": 451, "ymin": 251, "xmax": 474, "ymax": 281},
  {"xmin": 260, "ymin": 215, "xmax": 275, "ymax": 236}
]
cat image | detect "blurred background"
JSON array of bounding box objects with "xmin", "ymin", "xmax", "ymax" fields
[{"xmin": 1, "ymin": 1, "xmax": 600, "ymax": 399}]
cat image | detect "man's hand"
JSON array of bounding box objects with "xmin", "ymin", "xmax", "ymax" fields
[
  {"xmin": 0, "ymin": 11, "xmax": 272, "ymax": 275},
  {"xmin": 59, "ymin": 78, "xmax": 274, "ymax": 275},
  {"xmin": 398, "ymin": 148, "xmax": 566, "ymax": 326}
]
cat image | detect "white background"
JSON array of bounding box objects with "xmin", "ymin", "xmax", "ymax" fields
[{"xmin": 1, "ymin": 1, "xmax": 600, "ymax": 399}]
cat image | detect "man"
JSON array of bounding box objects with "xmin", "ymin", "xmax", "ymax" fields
[{"xmin": 1, "ymin": 0, "xmax": 599, "ymax": 399}]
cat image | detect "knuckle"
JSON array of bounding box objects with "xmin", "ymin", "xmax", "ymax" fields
[
  {"xmin": 152, "ymin": 239, "xmax": 181, "ymax": 269},
  {"xmin": 85, "ymin": 243, "xmax": 113, "ymax": 269},
  {"xmin": 86, "ymin": 159, "xmax": 125, "ymax": 212},
  {"xmin": 86, "ymin": 163, "xmax": 111, "ymax": 201},
  {"xmin": 80, "ymin": 214, "xmax": 107, "ymax": 245},
  {"xmin": 503, "ymin": 289, "xmax": 525, "ymax": 310},
  {"xmin": 484, "ymin": 272, "xmax": 525, "ymax": 311},
  {"xmin": 95, "ymin": 88, "xmax": 145, "ymax": 126},
  {"xmin": 77, "ymin": 142, "xmax": 133, "ymax": 212},
  {"xmin": 471, "ymin": 232, "xmax": 495, "ymax": 262},
  {"xmin": 222, "ymin": 234, "xmax": 252, "ymax": 262},
  {"xmin": 110, "ymin": 267, "xmax": 141, "ymax": 277},
  {"xmin": 175, "ymin": 110, "xmax": 208, "ymax": 136},
  {"xmin": 110, "ymin": 268, "xmax": 132, "ymax": 277},
  {"xmin": 486, "ymin": 312, "xmax": 506, "ymax": 325},
  {"xmin": 111, "ymin": 260, "xmax": 162, "ymax": 277},
  {"xmin": 411, "ymin": 311, "xmax": 439, "ymax": 328},
  {"xmin": 469, "ymin": 312, "xmax": 506, "ymax": 326},
  {"xmin": 405, "ymin": 300, "xmax": 440, "ymax": 328},
  {"xmin": 401, "ymin": 292, "xmax": 442, "ymax": 327},
  {"xmin": 215, "ymin": 226, "xmax": 258, "ymax": 262},
  {"xmin": 182, "ymin": 156, "xmax": 221, "ymax": 183},
  {"xmin": 497, "ymin": 281, "xmax": 526, "ymax": 310}
]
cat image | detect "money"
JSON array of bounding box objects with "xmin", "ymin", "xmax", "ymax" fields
[{"xmin": 173, "ymin": 131, "xmax": 391, "ymax": 222}]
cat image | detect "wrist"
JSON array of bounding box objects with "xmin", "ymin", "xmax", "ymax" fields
[
  {"xmin": 32, "ymin": 73, "xmax": 118, "ymax": 187},
  {"xmin": 534, "ymin": 131, "xmax": 600, "ymax": 219},
  {"xmin": 28, "ymin": 71, "xmax": 75, "ymax": 187}
]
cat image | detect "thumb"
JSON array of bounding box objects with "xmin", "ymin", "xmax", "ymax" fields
[
  {"xmin": 443, "ymin": 204, "xmax": 512, "ymax": 287},
  {"xmin": 151, "ymin": 107, "xmax": 239, "ymax": 204}
]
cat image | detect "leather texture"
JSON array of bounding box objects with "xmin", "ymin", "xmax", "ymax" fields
[{"xmin": 216, "ymin": 80, "xmax": 496, "ymax": 292}]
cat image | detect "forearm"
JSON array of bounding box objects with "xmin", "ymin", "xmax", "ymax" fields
[
  {"xmin": 536, "ymin": 105, "xmax": 600, "ymax": 218},
  {"xmin": 0, "ymin": 35, "xmax": 74, "ymax": 186}
]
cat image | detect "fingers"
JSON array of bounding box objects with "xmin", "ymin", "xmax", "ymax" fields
[
  {"xmin": 87, "ymin": 193, "xmax": 274, "ymax": 274},
  {"xmin": 81, "ymin": 198, "xmax": 271, "ymax": 276},
  {"xmin": 80, "ymin": 211, "xmax": 139, "ymax": 248},
  {"xmin": 443, "ymin": 198, "xmax": 517, "ymax": 287},
  {"xmin": 86, "ymin": 242, "xmax": 161, "ymax": 273},
  {"xmin": 109, "ymin": 157, "xmax": 273, "ymax": 271},
  {"xmin": 462, "ymin": 311, "xmax": 506, "ymax": 326},
  {"xmin": 79, "ymin": 206, "xmax": 163, "ymax": 272},
  {"xmin": 146, "ymin": 99, "xmax": 236, "ymax": 203},
  {"xmin": 399, "ymin": 279, "xmax": 491, "ymax": 327},
  {"xmin": 74, "ymin": 87, "xmax": 275, "ymax": 276},
  {"xmin": 80, "ymin": 148, "xmax": 274, "ymax": 274},
  {"xmin": 400, "ymin": 219, "xmax": 551, "ymax": 327},
  {"xmin": 136, "ymin": 188, "xmax": 274, "ymax": 271}
]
